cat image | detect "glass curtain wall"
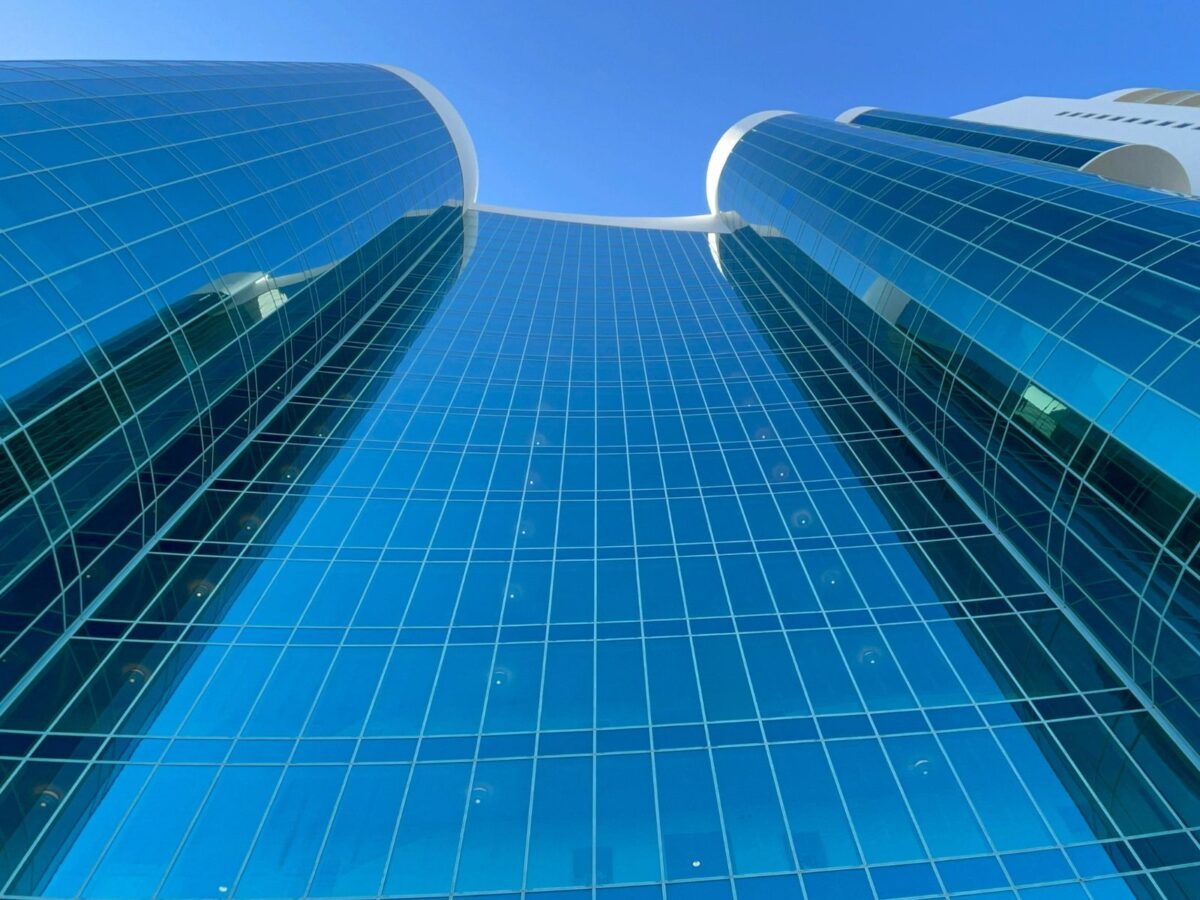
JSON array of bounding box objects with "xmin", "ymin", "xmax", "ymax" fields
[
  {"xmin": 714, "ymin": 113, "xmax": 1200, "ymax": 750},
  {"xmin": 3, "ymin": 59, "xmax": 1200, "ymax": 900},
  {"xmin": 2, "ymin": 211, "xmax": 1198, "ymax": 899},
  {"xmin": 0, "ymin": 60, "xmax": 466, "ymax": 698}
]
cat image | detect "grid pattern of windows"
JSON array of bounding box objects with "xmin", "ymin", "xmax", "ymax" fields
[
  {"xmin": 715, "ymin": 113, "xmax": 1200, "ymax": 751},
  {"xmin": 0, "ymin": 61, "xmax": 464, "ymax": 699},
  {"xmin": 3, "ymin": 210, "xmax": 1200, "ymax": 898}
]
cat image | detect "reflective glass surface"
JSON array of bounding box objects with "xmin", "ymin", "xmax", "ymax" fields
[
  {"xmin": 4, "ymin": 59, "xmax": 1200, "ymax": 900},
  {"xmin": 3, "ymin": 209, "xmax": 1200, "ymax": 898},
  {"xmin": 0, "ymin": 61, "xmax": 464, "ymax": 697},
  {"xmin": 847, "ymin": 110, "xmax": 1123, "ymax": 168},
  {"xmin": 715, "ymin": 113, "xmax": 1200, "ymax": 750}
]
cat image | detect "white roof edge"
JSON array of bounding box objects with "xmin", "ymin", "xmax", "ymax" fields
[
  {"xmin": 835, "ymin": 106, "xmax": 878, "ymax": 124},
  {"xmin": 374, "ymin": 65, "xmax": 479, "ymax": 205},
  {"xmin": 706, "ymin": 110, "xmax": 795, "ymax": 214},
  {"xmin": 473, "ymin": 204, "xmax": 731, "ymax": 233}
]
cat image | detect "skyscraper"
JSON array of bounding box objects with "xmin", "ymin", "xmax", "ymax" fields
[{"xmin": 0, "ymin": 61, "xmax": 1199, "ymax": 898}]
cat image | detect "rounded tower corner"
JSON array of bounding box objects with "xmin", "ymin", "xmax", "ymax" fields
[
  {"xmin": 706, "ymin": 110, "xmax": 794, "ymax": 214},
  {"xmin": 375, "ymin": 65, "xmax": 479, "ymax": 205}
]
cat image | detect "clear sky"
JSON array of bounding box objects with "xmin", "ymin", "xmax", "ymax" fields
[{"xmin": 9, "ymin": 0, "xmax": 1198, "ymax": 215}]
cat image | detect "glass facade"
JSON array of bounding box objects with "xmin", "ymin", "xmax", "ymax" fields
[
  {"xmin": 0, "ymin": 60, "xmax": 466, "ymax": 699},
  {"xmin": 843, "ymin": 109, "xmax": 1124, "ymax": 169},
  {"xmin": 715, "ymin": 113, "xmax": 1200, "ymax": 753},
  {"xmin": 1, "ymin": 60, "xmax": 1199, "ymax": 899}
]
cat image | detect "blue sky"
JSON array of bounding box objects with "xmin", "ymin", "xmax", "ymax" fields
[{"xmin": 10, "ymin": 0, "xmax": 1199, "ymax": 215}]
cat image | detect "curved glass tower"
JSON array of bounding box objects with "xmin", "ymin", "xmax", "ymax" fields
[
  {"xmin": 0, "ymin": 61, "xmax": 473, "ymax": 700},
  {"xmin": 2, "ymin": 63, "xmax": 1200, "ymax": 898},
  {"xmin": 710, "ymin": 107, "xmax": 1200, "ymax": 750}
]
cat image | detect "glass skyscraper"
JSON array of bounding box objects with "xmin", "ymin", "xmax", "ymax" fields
[{"xmin": 1, "ymin": 61, "xmax": 1199, "ymax": 899}]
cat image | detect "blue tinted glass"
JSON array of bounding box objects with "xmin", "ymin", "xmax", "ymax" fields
[
  {"xmin": 717, "ymin": 109, "xmax": 1200, "ymax": 763},
  {"xmin": 1, "ymin": 63, "xmax": 1199, "ymax": 899},
  {"xmin": 3, "ymin": 210, "xmax": 1196, "ymax": 898},
  {"xmin": 0, "ymin": 60, "xmax": 464, "ymax": 706}
]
